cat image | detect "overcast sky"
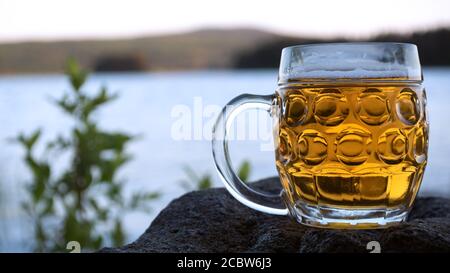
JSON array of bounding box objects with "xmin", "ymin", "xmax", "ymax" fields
[{"xmin": 1, "ymin": 0, "xmax": 449, "ymax": 42}]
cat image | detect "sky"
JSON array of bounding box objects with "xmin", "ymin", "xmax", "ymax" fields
[{"xmin": 1, "ymin": 0, "xmax": 450, "ymax": 42}]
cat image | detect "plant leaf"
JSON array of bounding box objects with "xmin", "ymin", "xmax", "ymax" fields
[
  {"xmin": 237, "ymin": 160, "xmax": 251, "ymax": 182},
  {"xmin": 65, "ymin": 58, "xmax": 87, "ymax": 91}
]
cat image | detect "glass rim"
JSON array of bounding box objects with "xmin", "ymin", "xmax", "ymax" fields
[
  {"xmin": 279, "ymin": 42, "xmax": 422, "ymax": 83},
  {"xmin": 281, "ymin": 42, "xmax": 418, "ymax": 52}
]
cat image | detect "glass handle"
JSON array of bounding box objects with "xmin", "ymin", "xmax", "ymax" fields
[{"xmin": 212, "ymin": 93, "xmax": 288, "ymax": 215}]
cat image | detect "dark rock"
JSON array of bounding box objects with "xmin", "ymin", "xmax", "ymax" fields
[{"xmin": 100, "ymin": 177, "xmax": 450, "ymax": 253}]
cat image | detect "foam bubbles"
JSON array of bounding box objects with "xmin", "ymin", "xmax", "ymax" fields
[
  {"xmin": 290, "ymin": 67, "xmax": 410, "ymax": 79},
  {"xmin": 280, "ymin": 43, "xmax": 422, "ymax": 81},
  {"xmin": 289, "ymin": 60, "xmax": 411, "ymax": 79}
]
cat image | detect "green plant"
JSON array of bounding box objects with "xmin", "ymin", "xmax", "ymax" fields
[
  {"xmin": 237, "ymin": 160, "xmax": 251, "ymax": 183},
  {"xmin": 180, "ymin": 160, "xmax": 251, "ymax": 191},
  {"xmin": 15, "ymin": 59, "xmax": 159, "ymax": 252}
]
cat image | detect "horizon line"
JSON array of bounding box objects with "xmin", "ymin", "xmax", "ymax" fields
[{"xmin": 1, "ymin": 24, "xmax": 450, "ymax": 45}]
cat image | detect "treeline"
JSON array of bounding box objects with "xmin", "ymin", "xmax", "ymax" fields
[
  {"xmin": 0, "ymin": 28, "xmax": 275, "ymax": 74},
  {"xmin": 0, "ymin": 28, "xmax": 449, "ymax": 74},
  {"xmin": 234, "ymin": 28, "xmax": 450, "ymax": 68},
  {"xmin": 94, "ymin": 54, "xmax": 147, "ymax": 72}
]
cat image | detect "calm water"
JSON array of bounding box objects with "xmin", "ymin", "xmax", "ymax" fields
[{"xmin": 0, "ymin": 68, "xmax": 449, "ymax": 251}]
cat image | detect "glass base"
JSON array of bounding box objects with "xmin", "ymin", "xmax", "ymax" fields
[{"xmin": 288, "ymin": 200, "xmax": 409, "ymax": 229}]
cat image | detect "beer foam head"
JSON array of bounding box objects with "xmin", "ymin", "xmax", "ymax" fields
[
  {"xmin": 279, "ymin": 43, "xmax": 422, "ymax": 81},
  {"xmin": 289, "ymin": 61, "xmax": 410, "ymax": 79}
]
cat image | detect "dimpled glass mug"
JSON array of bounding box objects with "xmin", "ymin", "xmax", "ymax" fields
[{"xmin": 212, "ymin": 43, "xmax": 428, "ymax": 229}]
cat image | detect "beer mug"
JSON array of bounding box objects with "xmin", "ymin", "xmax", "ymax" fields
[{"xmin": 212, "ymin": 43, "xmax": 428, "ymax": 228}]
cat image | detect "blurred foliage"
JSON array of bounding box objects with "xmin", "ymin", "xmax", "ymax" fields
[
  {"xmin": 180, "ymin": 160, "xmax": 251, "ymax": 191},
  {"xmin": 237, "ymin": 161, "xmax": 251, "ymax": 183},
  {"xmin": 15, "ymin": 59, "xmax": 159, "ymax": 252}
]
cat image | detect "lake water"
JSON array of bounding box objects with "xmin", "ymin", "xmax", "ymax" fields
[{"xmin": 0, "ymin": 68, "xmax": 449, "ymax": 251}]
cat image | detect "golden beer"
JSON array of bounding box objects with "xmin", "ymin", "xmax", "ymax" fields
[
  {"xmin": 274, "ymin": 82, "xmax": 428, "ymax": 216},
  {"xmin": 213, "ymin": 43, "xmax": 427, "ymax": 228}
]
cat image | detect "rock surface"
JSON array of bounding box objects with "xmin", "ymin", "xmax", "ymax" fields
[{"xmin": 101, "ymin": 177, "xmax": 450, "ymax": 253}]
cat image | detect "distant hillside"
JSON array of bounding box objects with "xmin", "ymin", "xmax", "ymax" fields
[
  {"xmin": 234, "ymin": 28, "xmax": 450, "ymax": 68},
  {"xmin": 0, "ymin": 28, "xmax": 279, "ymax": 74},
  {"xmin": 1, "ymin": 27, "xmax": 449, "ymax": 74}
]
